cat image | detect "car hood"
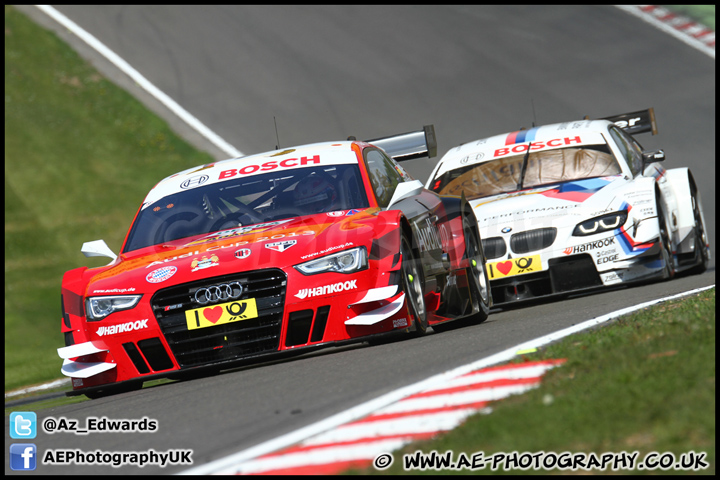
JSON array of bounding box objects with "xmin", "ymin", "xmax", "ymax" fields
[
  {"xmin": 85, "ymin": 208, "xmax": 381, "ymax": 295},
  {"xmin": 470, "ymin": 176, "xmax": 624, "ymax": 236}
]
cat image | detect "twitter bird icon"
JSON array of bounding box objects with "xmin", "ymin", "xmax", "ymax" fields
[{"xmin": 10, "ymin": 412, "xmax": 37, "ymax": 439}]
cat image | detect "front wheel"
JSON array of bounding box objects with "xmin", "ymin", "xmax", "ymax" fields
[
  {"xmin": 686, "ymin": 185, "xmax": 709, "ymax": 275},
  {"xmin": 657, "ymin": 198, "xmax": 675, "ymax": 280},
  {"xmin": 463, "ymin": 213, "xmax": 491, "ymax": 323},
  {"xmin": 400, "ymin": 234, "xmax": 427, "ymax": 335}
]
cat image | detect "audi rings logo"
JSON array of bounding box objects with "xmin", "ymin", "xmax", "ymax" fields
[{"xmin": 194, "ymin": 282, "xmax": 244, "ymax": 305}]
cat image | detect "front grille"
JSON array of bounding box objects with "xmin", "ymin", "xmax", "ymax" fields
[
  {"xmin": 510, "ymin": 227, "xmax": 557, "ymax": 254},
  {"xmin": 549, "ymin": 255, "xmax": 602, "ymax": 292},
  {"xmin": 123, "ymin": 342, "xmax": 150, "ymax": 374},
  {"xmin": 311, "ymin": 306, "xmax": 330, "ymax": 342},
  {"xmin": 489, "ymin": 271, "xmax": 552, "ymax": 304},
  {"xmin": 482, "ymin": 237, "xmax": 507, "ymax": 259},
  {"xmin": 286, "ymin": 310, "xmax": 313, "ymax": 347},
  {"xmin": 151, "ymin": 269, "xmax": 286, "ymax": 368},
  {"xmin": 284, "ymin": 306, "xmax": 332, "ymax": 347},
  {"xmin": 137, "ymin": 338, "xmax": 174, "ymax": 371},
  {"xmin": 488, "ymin": 254, "xmax": 602, "ymax": 304}
]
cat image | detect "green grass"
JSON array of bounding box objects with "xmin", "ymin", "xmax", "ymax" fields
[
  {"xmin": 350, "ymin": 288, "xmax": 715, "ymax": 475},
  {"xmin": 666, "ymin": 5, "xmax": 715, "ymax": 31},
  {"xmin": 4, "ymin": 5, "xmax": 215, "ymax": 391}
]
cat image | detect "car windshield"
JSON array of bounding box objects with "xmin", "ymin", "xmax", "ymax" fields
[
  {"xmin": 431, "ymin": 144, "xmax": 621, "ymax": 199},
  {"xmin": 123, "ymin": 163, "xmax": 369, "ymax": 252}
]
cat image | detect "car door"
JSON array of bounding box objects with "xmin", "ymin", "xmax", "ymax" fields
[{"xmin": 362, "ymin": 147, "xmax": 446, "ymax": 278}]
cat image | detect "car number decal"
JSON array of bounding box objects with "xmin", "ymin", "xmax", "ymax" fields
[
  {"xmin": 486, "ymin": 255, "xmax": 543, "ymax": 280},
  {"xmin": 185, "ymin": 298, "xmax": 258, "ymax": 330}
]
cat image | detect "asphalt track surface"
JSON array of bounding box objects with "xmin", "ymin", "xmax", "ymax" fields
[{"xmin": 9, "ymin": 5, "xmax": 714, "ymax": 475}]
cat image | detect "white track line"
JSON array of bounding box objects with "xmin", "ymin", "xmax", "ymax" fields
[
  {"xmin": 34, "ymin": 5, "xmax": 244, "ymax": 158},
  {"xmin": 4, "ymin": 378, "xmax": 70, "ymax": 399},
  {"xmin": 179, "ymin": 285, "xmax": 714, "ymax": 475}
]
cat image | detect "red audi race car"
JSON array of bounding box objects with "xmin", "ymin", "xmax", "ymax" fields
[{"xmin": 59, "ymin": 126, "xmax": 492, "ymax": 398}]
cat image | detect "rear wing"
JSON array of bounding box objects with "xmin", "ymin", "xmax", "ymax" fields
[
  {"xmin": 364, "ymin": 125, "xmax": 437, "ymax": 161},
  {"xmin": 597, "ymin": 107, "xmax": 657, "ymax": 135}
]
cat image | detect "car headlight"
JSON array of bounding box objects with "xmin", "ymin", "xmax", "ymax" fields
[
  {"xmin": 86, "ymin": 295, "xmax": 142, "ymax": 321},
  {"xmin": 295, "ymin": 247, "xmax": 368, "ymax": 275},
  {"xmin": 573, "ymin": 211, "xmax": 628, "ymax": 237}
]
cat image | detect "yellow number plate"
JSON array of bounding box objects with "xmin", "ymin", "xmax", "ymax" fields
[
  {"xmin": 185, "ymin": 298, "xmax": 258, "ymax": 330},
  {"xmin": 486, "ymin": 255, "xmax": 543, "ymax": 280}
]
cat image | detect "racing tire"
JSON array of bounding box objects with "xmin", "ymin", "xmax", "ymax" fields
[
  {"xmin": 686, "ymin": 185, "xmax": 709, "ymax": 275},
  {"xmin": 401, "ymin": 233, "xmax": 427, "ymax": 336},
  {"xmin": 432, "ymin": 212, "xmax": 491, "ymax": 334},
  {"xmin": 656, "ymin": 198, "xmax": 675, "ymax": 280},
  {"xmin": 462, "ymin": 212, "xmax": 491, "ymax": 323}
]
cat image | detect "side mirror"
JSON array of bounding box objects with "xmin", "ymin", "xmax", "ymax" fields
[
  {"xmin": 642, "ymin": 149, "xmax": 665, "ymax": 165},
  {"xmin": 81, "ymin": 240, "xmax": 117, "ymax": 265}
]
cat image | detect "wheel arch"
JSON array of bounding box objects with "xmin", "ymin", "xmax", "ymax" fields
[
  {"xmin": 398, "ymin": 214, "xmax": 422, "ymax": 267},
  {"xmin": 664, "ymin": 167, "xmax": 697, "ymax": 252},
  {"xmin": 437, "ymin": 192, "xmax": 482, "ymax": 266}
]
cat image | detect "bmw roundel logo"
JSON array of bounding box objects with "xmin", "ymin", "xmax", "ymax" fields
[{"xmin": 501, "ymin": 226, "xmax": 512, "ymax": 234}]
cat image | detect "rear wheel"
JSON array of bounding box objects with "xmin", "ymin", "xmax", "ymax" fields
[{"xmin": 400, "ymin": 234, "xmax": 427, "ymax": 335}]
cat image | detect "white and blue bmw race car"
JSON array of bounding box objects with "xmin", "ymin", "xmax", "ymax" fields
[{"xmin": 426, "ymin": 109, "xmax": 710, "ymax": 306}]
